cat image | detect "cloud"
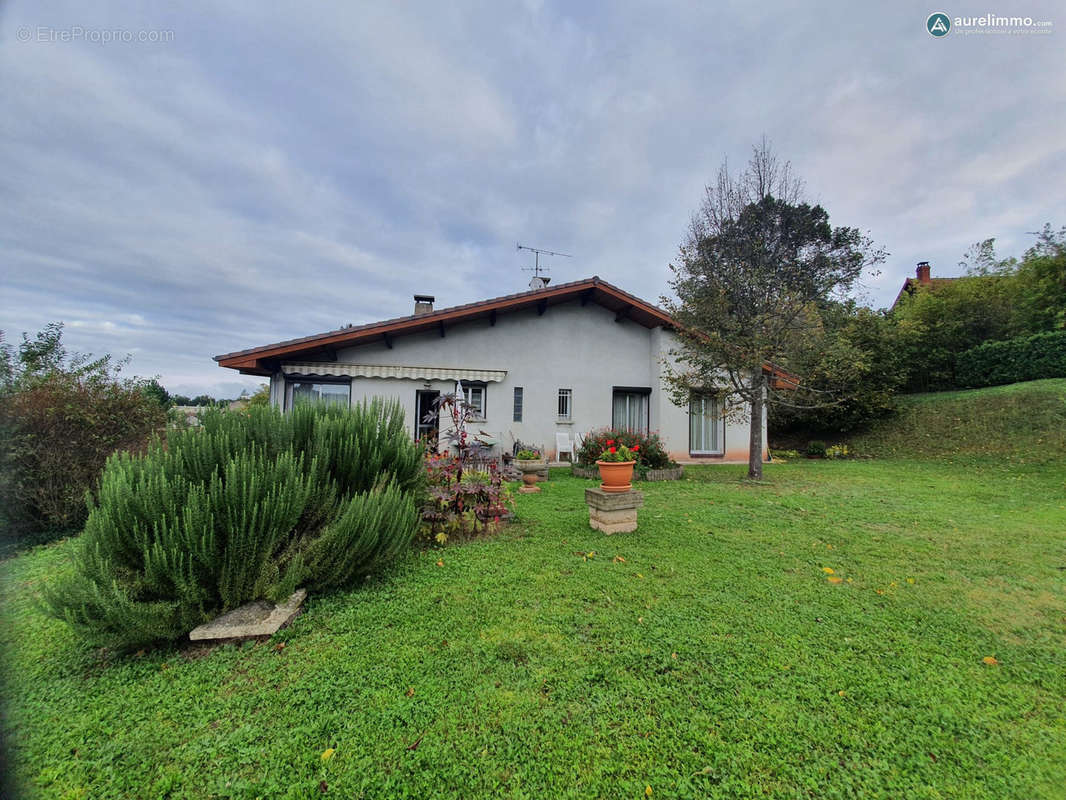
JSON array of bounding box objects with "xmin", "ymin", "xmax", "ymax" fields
[{"xmin": 1, "ymin": 0, "xmax": 1064, "ymax": 395}]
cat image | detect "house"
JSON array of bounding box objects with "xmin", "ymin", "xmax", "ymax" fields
[
  {"xmin": 214, "ymin": 276, "xmax": 790, "ymax": 463},
  {"xmin": 892, "ymin": 261, "xmax": 959, "ymax": 309}
]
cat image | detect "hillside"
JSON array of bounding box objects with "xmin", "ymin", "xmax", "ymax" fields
[{"xmin": 848, "ymin": 379, "xmax": 1066, "ymax": 461}]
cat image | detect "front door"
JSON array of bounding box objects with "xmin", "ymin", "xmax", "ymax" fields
[{"xmin": 415, "ymin": 390, "xmax": 440, "ymax": 446}]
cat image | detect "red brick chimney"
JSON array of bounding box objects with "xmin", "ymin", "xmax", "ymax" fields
[{"xmin": 916, "ymin": 262, "xmax": 931, "ymax": 285}]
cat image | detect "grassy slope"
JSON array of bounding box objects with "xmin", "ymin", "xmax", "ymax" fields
[
  {"xmin": 3, "ymin": 461, "xmax": 1065, "ymax": 799},
  {"xmin": 848, "ymin": 378, "xmax": 1066, "ymax": 460}
]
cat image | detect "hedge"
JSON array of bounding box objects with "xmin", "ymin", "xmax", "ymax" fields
[{"xmin": 956, "ymin": 330, "xmax": 1066, "ymax": 388}]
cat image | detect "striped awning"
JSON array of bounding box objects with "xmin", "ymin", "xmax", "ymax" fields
[{"xmin": 281, "ymin": 362, "xmax": 507, "ymax": 383}]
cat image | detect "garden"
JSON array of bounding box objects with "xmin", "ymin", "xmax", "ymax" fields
[
  {"xmin": 3, "ymin": 452, "xmax": 1065, "ymax": 797},
  {"xmin": 2, "ymin": 328, "xmax": 1065, "ymax": 797}
]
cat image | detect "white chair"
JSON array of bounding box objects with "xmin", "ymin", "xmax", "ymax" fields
[{"xmin": 556, "ymin": 432, "xmax": 574, "ymax": 463}]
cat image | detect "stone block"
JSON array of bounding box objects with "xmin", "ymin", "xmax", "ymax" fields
[
  {"xmin": 584, "ymin": 487, "xmax": 644, "ymax": 511},
  {"xmin": 585, "ymin": 488, "xmax": 643, "ymax": 534},
  {"xmin": 189, "ymin": 589, "xmax": 306, "ymax": 642}
]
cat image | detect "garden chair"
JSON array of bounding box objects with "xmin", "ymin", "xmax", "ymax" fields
[{"xmin": 556, "ymin": 432, "xmax": 574, "ymax": 463}]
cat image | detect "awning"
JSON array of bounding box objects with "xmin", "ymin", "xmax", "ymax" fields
[{"xmin": 281, "ymin": 362, "xmax": 507, "ymax": 383}]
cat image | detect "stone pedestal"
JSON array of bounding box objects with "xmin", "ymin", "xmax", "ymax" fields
[{"xmin": 585, "ymin": 487, "xmax": 644, "ymax": 534}]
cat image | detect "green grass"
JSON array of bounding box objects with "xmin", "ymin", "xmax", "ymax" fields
[
  {"xmin": 849, "ymin": 378, "xmax": 1066, "ymax": 461},
  {"xmin": 3, "ymin": 460, "xmax": 1066, "ymax": 799}
]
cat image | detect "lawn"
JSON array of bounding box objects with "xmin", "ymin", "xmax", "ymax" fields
[{"xmin": 2, "ymin": 459, "xmax": 1065, "ymax": 799}]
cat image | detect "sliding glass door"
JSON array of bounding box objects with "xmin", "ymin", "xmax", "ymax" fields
[{"xmin": 689, "ymin": 393, "xmax": 723, "ymax": 455}]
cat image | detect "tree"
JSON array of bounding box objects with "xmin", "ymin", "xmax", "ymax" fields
[
  {"xmin": 663, "ymin": 140, "xmax": 885, "ymax": 479},
  {"xmin": 1014, "ymin": 224, "xmax": 1066, "ymax": 333},
  {"xmin": 770, "ymin": 301, "xmax": 913, "ymax": 437},
  {"xmin": 0, "ymin": 323, "xmax": 167, "ymax": 537},
  {"xmin": 140, "ymin": 378, "xmax": 171, "ymax": 408},
  {"xmin": 247, "ymin": 383, "xmax": 271, "ymax": 407}
]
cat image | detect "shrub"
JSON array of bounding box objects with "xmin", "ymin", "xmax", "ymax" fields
[
  {"xmin": 41, "ymin": 401, "xmax": 424, "ymax": 649},
  {"xmin": 825, "ymin": 444, "xmax": 850, "ymax": 459},
  {"xmin": 576, "ymin": 428, "xmax": 675, "ymax": 469},
  {"xmin": 421, "ymin": 454, "xmax": 512, "ymax": 544},
  {"xmin": 956, "ymin": 330, "xmax": 1066, "ymax": 389},
  {"xmin": 806, "ymin": 440, "xmax": 827, "ymax": 458},
  {"xmin": 0, "ymin": 370, "xmax": 166, "ymax": 537}
]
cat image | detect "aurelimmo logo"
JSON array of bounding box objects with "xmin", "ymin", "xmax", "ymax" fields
[{"xmin": 927, "ymin": 12, "xmax": 952, "ymax": 36}]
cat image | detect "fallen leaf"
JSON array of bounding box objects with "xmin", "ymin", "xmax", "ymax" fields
[
  {"xmin": 613, "ymin": 555, "xmax": 626, "ymax": 563},
  {"xmin": 405, "ymin": 687, "xmax": 414, "ymax": 697},
  {"xmin": 273, "ymin": 642, "xmax": 286, "ymax": 653},
  {"xmin": 982, "ymin": 656, "xmax": 999, "ymax": 665},
  {"xmin": 838, "ymin": 690, "xmax": 846, "ymax": 696},
  {"xmin": 319, "ymin": 780, "xmax": 328, "ymax": 793},
  {"xmin": 321, "ymin": 748, "xmax": 335, "ymax": 762},
  {"xmin": 671, "ymin": 652, "xmax": 678, "ymax": 660},
  {"xmin": 822, "ymin": 567, "xmax": 835, "ymax": 574},
  {"xmin": 637, "ymin": 616, "xmax": 644, "ymax": 623},
  {"xmin": 636, "ymin": 573, "xmax": 645, "ymax": 579},
  {"xmin": 907, "ymin": 578, "xmax": 915, "ymax": 584},
  {"xmin": 436, "ymin": 560, "xmax": 444, "ymax": 567},
  {"xmin": 827, "ymin": 576, "xmax": 843, "ymax": 584},
  {"xmin": 645, "ymin": 786, "xmax": 653, "ymax": 797}
]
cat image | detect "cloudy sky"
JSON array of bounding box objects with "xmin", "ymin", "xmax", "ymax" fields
[{"xmin": 2, "ymin": 1, "xmax": 1063, "ymax": 397}]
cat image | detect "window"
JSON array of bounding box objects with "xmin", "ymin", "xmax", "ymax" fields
[
  {"xmin": 689, "ymin": 393, "xmax": 723, "ymax": 454},
  {"xmin": 612, "ymin": 388, "xmax": 650, "ymax": 434},
  {"xmin": 513, "ymin": 387, "xmax": 523, "ymax": 422},
  {"xmin": 461, "ymin": 381, "xmax": 486, "ymax": 419},
  {"xmin": 557, "ymin": 388, "xmax": 572, "ymax": 420},
  {"xmin": 286, "ymin": 380, "xmax": 350, "ymax": 410}
]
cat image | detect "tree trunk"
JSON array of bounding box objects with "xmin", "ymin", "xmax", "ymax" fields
[{"xmin": 747, "ymin": 371, "xmax": 765, "ymax": 480}]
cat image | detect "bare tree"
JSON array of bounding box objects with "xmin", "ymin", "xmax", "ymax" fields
[{"xmin": 662, "ymin": 139, "xmax": 885, "ymax": 479}]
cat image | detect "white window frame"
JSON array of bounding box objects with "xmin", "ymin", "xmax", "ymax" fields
[
  {"xmin": 461, "ymin": 381, "xmax": 486, "ymax": 421},
  {"xmin": 284, "ymin": 379, "xmax": 351, "ymax": 411},
  {"xmin": 557, "ymin": 388, "xmax": 572, "ymax": 421},
  {"xmin": 689, "ymin": 392, "xmax": 724, "ymax": 455}
]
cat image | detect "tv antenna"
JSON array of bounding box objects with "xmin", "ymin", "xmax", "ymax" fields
[{"xmin": 517, "ymin": 242, "xmax": 571, "ymax": 281}]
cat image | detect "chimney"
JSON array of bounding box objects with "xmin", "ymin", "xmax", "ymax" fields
[
  {"xmin": 528, "ymin": 276, "xmax": 551, "ymax": 291},
  {"xmin": 916, "ymin": 262, "xmax": 931, "ymax": 285},
  {"xmin": 413, "ymin": 294, "xmax": 435, "ymax": 315}
]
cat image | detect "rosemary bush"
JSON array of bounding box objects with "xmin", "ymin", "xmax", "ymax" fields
[{"xmin": 42, "ymin": 401, "xmax": 424, "ymax": 649}]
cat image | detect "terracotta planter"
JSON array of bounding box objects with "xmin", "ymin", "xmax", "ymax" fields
[
  {"xmin": 596, "ymin": 460, "xmax": 636, "ymax": 493},
  {"xmin": 515, "ymin": 459, "xmax": 542, "ymax": 493}
]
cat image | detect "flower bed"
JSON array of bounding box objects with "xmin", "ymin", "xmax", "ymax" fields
[{"xmin": 571, "ymin": 463, "xmax": 684, "ymax": 482}]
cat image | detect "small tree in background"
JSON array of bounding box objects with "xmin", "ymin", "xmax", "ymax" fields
[
  {"xmin": 247, "ymin": 383, "xmax": 271, "ymax": 406},
  {"xmin": 663, "ymin": 139, "xmax": 885, "ymax": 479},
  {"xmin": 0, "ymin": 324, "xmax": 167, "ymax": 539}
]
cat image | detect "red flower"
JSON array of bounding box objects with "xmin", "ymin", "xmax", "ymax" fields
[
  {"xmin": 606, "ymin": 439, "xmax": 615, "ymax": 446},
  {"xmin": 632, "ymin": 445, "xmax": 640, "ymax": 451},
  {"xmin": 609, "ymin": 446, "xmax": 617, "ymax": 454}
]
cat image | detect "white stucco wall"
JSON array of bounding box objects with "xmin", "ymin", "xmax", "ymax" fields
[{"xmin": 272, "ymin": 299, "xmax": 766, "ymax": 463}]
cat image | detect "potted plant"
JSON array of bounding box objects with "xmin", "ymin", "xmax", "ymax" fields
[
  {"xmin": 514, "ymin": 448, "xmax": 543, "ymax": 493},
  {"xmin": 595, "ymin": 440, "xmax": 639, "ymax": 493}
]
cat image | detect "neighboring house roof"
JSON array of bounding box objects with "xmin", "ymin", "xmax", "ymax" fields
[
  {"xmin": 892, "ymin": 261, "xmax": 961, "ymax": 308},
  {"xmin": 214, "ymin": 275, "xmax": 797, "ymax": 386}
]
